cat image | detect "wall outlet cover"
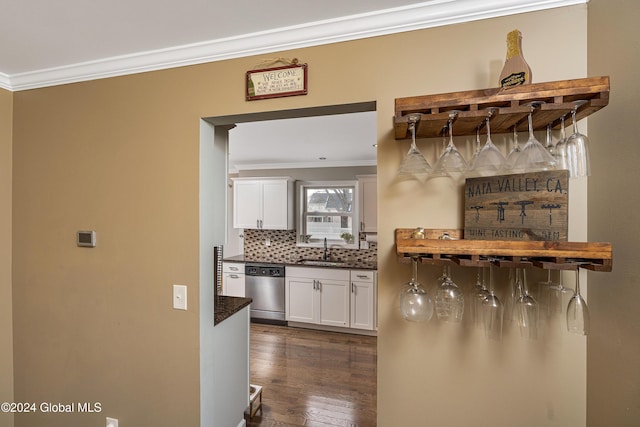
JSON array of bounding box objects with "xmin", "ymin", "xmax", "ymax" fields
[
  {"xmin": 173, "ymin": 284, "xmax": 187, "ymax": 310},
  {"xmin": 106, "ymin": 417, "xmax": 118, "ymax": 427}
]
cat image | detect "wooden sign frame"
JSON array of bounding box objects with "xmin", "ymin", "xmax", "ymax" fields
[
  {"xmin": 246, "ymin": 63, "xmax": 308, "ymax": 101},
  {"xmin": 464, "ymin": 170, "xmax": 569, "ymax": 241}
]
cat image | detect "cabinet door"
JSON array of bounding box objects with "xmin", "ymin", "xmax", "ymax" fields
[
  {"xmin": 223, "ymin": 273, "xmax": 245, "ymax": 297},
  {"xmin": 233, "ymin": 180, "xmax": 262, "ymax": 229},
  {"xmin": 358, "ymin": 175, "xmax": 377, "ymax": 233},
  {"xmin": 317, "ymin": 279, "xmax": 350, "ymax": 327},
  {"xmin": 261, "ymin": 180, "xmax": 289, "ymax": 229},
  {"xmin": 286, "ymin": 277, "xmax": 316, "ymax": 324},
  {"xmin": 350, "ymin": 280, "xmax": 375, "ymax": 330}
]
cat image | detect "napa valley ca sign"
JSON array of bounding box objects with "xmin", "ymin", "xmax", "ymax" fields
[
  {"xmin": 246, "ymin": 63, "xmax": 308, "ymax": 101},
  {"xmin": 464, "ymin": 170, "xmax": 569, "ymax": 241}
]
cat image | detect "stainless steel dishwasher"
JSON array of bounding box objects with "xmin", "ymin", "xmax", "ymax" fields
[{"xmin": 245, "ymin": 264, "xmax": 286, "ymax": 324}]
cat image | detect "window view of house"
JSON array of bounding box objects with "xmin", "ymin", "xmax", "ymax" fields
[{"xmin": 303, "ymin": 185, "xmax": 355, "ymax": 241}]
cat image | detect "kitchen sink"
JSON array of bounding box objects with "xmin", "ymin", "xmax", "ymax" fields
[{"xmin": 296, "ymin": 259, "xmax": 347, "ymax": 267}]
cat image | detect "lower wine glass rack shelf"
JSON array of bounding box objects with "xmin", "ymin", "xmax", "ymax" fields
[{"xmin": 395, "ymin": 229, "xmax": 613, "ymax": 272}]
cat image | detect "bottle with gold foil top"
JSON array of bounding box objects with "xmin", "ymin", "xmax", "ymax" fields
[{"xmin": 499, "ymin": 30, "xmax": 532, "ymax": 88}]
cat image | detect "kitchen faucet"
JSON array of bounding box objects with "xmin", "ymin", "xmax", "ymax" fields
[{"xmin": 323, "ymin": 238, "xmax": 329, "ymax": 261}]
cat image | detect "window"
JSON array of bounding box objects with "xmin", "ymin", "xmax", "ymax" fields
[{"xmin": 297, "ymin": 181, "xmax": 359, "ymax": 248}]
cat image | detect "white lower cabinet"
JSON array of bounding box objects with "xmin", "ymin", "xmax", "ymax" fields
[
  {"xmin": 286, "ymin": 266, "xmax": 377, "ymax": 331},
  {"xmin": 350, "ymin": 270, "xmax": 377, "ymax": 331},
  {"xmin": 222, "ymin": 262, "xmax": 245, "ymax": 297},
  {"xmin": 286, "ymin": 267, "xmax": 349, "ymax": 327}
]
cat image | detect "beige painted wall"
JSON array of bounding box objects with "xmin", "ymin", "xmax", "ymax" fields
[
  {"xmin": 9, "ymin": 4, "xmax": 625, "ymax": 427},
  {"xmin": 0, "ymin": 87, "xmax": 14, "ymax": 427},
  {"xmin": 587, "ymin": 0, "xmax": 640, "ymax": 425},
  {"xmin": 375, "ymin": 7, "xmax": 589, "ymax": 427}
]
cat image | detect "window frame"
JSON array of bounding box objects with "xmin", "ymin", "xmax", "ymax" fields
[{"xmin": 296, "ymin": 180, "xmax": 360, "ymax": 249}]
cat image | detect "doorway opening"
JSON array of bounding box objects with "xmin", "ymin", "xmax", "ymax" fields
[{"xmin": 199, "ymin": 101, "xmax": 377, "ymax": 425}]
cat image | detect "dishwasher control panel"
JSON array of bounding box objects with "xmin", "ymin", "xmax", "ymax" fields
[{"xmin": 245, "ymin": 264, "xmax": 285, "ymax": 277}]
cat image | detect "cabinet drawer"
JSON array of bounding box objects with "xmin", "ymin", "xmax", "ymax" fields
[
  {"xmin": 351, "ymin": 270, "xmax": 376, "ymax": 282},
  {"xmin": 223, "ymin": 262, "xmax": 245, "ymax": 274},
  {"xmin": 286, "ymin": 266, "xmax": 350, "ymax": 281}
]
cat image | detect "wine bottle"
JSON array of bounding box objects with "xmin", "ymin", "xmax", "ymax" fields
[{"xmin": 499, "ymin": 30, "xmax": 532, "ymax": 88}]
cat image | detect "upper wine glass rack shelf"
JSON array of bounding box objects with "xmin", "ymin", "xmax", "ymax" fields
[{"xmin": 393, "ymin": 76, "xmax": 610, "ymax": 140}]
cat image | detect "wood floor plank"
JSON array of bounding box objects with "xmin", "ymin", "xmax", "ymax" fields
[{"xmin": 245, "ymin": 323, "xmax": 377, "ymax": 427}]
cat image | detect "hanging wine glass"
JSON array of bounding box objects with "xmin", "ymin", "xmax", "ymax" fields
[
  {"xmin": 435, "ymin": 265, "xmax": 464, "ymax": 323},
  {"xmin": 400, "ymin": 257, "xmax": 434, "ymax": 322},
  {"xmin": 503, "ymin": 125, "xmax": 522, "ymax": 172},
  {"xmin": 468, "ymin": 124, "xmax": 483, "ymax": 167},
  {"xmin": 544, "ymin": 123, "xmax": 556, "ymax": 156},
  {"xmin": 554, "ymin": 115, "xmax": 569, "ymax": 171},
  {"xmin": 515, "ymin": 269, "xmax": 539, "ymax": 339},
  {"xmin": 565, "ymin": 101, "xmax": 592, "ymax": 178},
  {"xmin": 566, "ymin": 268, "xmax": 590, "ymax": 335},
  {"xmin": 512, "ymin": 103, "xmax": 557, "ymax": 172},
  {"xmin": 431, "ymin": 111, "xmax": 468, "ymax": 177},
  {"xmin": 471, "ymin": 266, "xmax": 490, "ymax": 326},
  {"xmin": 545, "ymin": 270, "xmax": 573, "ymax": 315},
  {"xmin": 482, "ymin": 261, "xmax": 504, "ymax": 340},
  {"xmin": 504, "ymin": 267, "xmax": 520, "ymax": 323},
  {"xmin": 468, "ymin": 109, "xmax": 506, "ymax": 177},
  {"xmin": 397, "ymin": 114, "xmax": 432, "ymax": 180}
]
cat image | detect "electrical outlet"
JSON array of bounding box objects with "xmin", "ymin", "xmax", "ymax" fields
[
  {"xmin": 264, "ymin": 238, "xmax": 271, "ymax": 247},
  {"xmin": 106, "ymin": 417, "xmax": 118, "ymax": 427}
]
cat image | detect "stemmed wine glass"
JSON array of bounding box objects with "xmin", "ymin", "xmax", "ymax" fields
[
  {"xmin": 512, "ymin": 103, "xmax": 557, "ymax": 172},
  {"xmin": 469, "ymin": 125, "xmax": 483, "ymax": 167},
  {"xmin": 565, "ymin": 102, "xmax": 592, "ymax": 178},
  {"xmin": 515, "ymin": 269, "xmax": 539, "ymax": 339},
  {"xmin": 432, "ymin": 111, "xmax": 468, "ymax": 177},
  {"xmin": 397, "ymin": 114, "xmax": 432, "ymax": 180},
  {"xmin": 544, "ymin": 124, "xmax": 555, "ymax": 156},
  {"xmin": 545, "ymin": 270, "xmax": 572, "ymax": 315},
  {"xmin": 468, "ymin": 109, "xmax": 506, "ymax": 177},
  {"xmin": 435, "ymin": 265, "xmax": 464, "ymax": 323},
  {"xmin": 471, "ymin": 267, "xmax": 490, "ymax": 326},
  {"xmin": 554, "ymin": 115, "xmax": 569, "ymax": 171},
  {"xmin": 566, "ymin": 268, "xmax": 590, "ymax": 335},
  {"xmin": 400, "ymin": 257, "xmax": 434, "ymax": 322},
  {"xmin": 482, "ymin": 261, "xmax": 504, "ymax": 340},
  {"xmin": 503, "ymin": 125, "xmax": 522, "ymax": 172}
]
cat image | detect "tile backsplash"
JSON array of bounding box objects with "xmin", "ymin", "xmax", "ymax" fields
[{"xmin": 243, "ymin": 229, "xmax": 377, "ymax": 264}]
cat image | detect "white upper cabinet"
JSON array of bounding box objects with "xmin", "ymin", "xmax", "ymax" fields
[
  {"xmin": 357, "ymin": 175, "xmax": 377, "ymax": 233},
  {"xmin": 232, "ymin": 177, "xmax": 295, "ymax": 229}
]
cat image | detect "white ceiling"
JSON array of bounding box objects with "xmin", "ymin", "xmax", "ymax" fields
[
  {"xmin": 1, "ymin": 0, "xmax": 585, "ymax": 167},
  {"xmin": 0, "ymin": 0, "xmax": 584, "ymax": 91},
  {"xmin": 229, "ymin": 111, "xmax": 378, "ymax": 172}
]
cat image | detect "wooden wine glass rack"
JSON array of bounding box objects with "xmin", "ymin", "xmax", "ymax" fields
[
  {"xmin": 395, "ymin": 229, "xmax": 612, "ymax": 272},
  {"xmin": 393, "ymin": 77, "xmax": 613, "ymax": 272},
  {"xmin": 393, "ymin": 76, "xmax": 610, "ymax": 139}
]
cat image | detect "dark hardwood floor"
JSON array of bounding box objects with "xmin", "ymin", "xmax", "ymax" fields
[{"xmin": 245, "ymin": 323, "xmax": 377, "ymax": 427}]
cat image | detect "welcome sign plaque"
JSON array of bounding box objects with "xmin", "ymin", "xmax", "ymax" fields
[
  {"xmin": 246, "ymin": 63, "xmax": 308, "ymax": 101},
  {"xmin": 464, "ymin": 170, "xmax": 569, "ymax": 241}
]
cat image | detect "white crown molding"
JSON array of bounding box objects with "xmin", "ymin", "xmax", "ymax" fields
[
  {"xmin": 6, "ymin": 0, "xmax": 586, "ymax": 91},
  {"xmin": 0, "ymin": 72, "xmax": 11, "ymax": 91}
]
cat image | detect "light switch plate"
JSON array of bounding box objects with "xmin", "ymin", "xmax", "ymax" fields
[
  {"xmin": 173, "ymin": 285, "xmax": 187, "ymax": 310},
  {"xmin": 106, "ymin": 417, "xmax": 118, "ymax": 427}
]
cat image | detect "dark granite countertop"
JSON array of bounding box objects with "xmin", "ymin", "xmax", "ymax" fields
[
  {"xmin": 214, "ymin": 295, "xmax": 252, "ymax": 325},
  {"xmin": 223, "ymin": 254, "xmax": 377, "ymax": 270}
]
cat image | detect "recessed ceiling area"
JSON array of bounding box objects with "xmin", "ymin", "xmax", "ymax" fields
[{"xmin": 228, "ymin": 111, "xmax": 377, "ymax": 172}]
